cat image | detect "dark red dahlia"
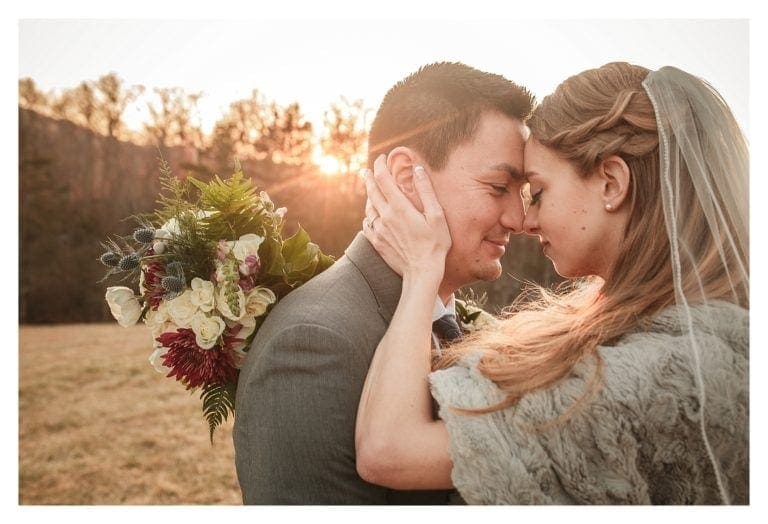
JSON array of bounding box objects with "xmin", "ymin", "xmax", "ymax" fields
[
  {"xmin": 142, "ymin": 256, "xmax": 166, "ymax": 311},
  {"xmin": 157, "ymin": 328, "xmax": 239, "ymax": 389}
]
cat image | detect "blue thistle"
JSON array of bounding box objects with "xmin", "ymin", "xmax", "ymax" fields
[
  {"xmin": 118, "ymin": 253, "xmax": 141, "ymax": 271},
  {"xmin": 161, "ymin": 276, "xmax": 185, "ymax": 293},
  {"xmin": 133, "ymin": 227, "xmax": 156, "ymax": 244},
  {"xmin": 100, "ymin": 252, "xmax": 121, "ymax": 267}
]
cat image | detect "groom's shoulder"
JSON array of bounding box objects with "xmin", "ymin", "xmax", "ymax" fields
[{"xmin": 257, "ymin": 254, "xmax": 378, "ymax": 336}]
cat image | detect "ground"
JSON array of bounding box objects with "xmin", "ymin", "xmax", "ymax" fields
[{"xmin": 19, "ymin": 323, "xmax": 242, "ymax": 504}]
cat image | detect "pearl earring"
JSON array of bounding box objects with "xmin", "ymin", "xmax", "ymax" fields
[{"xmin": 605, "ymin": 203, "xmax": 614, "ymax": 211}]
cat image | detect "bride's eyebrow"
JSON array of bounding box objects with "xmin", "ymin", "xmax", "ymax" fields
[
  {"xmin": 524, "ymin": 171, "xmax": 540, "ymax": 181},
  {"xmin": 487, "ymin": 163, "xmax": 525, "ymax": 181}
]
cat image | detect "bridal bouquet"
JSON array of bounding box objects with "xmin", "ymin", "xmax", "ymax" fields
[{"xmin": 99, "ymin": 158, "xmax": 334, "ymax": 441}]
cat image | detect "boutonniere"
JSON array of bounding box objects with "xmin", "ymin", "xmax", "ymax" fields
[{"xmin": 455, "ymin": 290, "xmax": 501, "ymax": 333}]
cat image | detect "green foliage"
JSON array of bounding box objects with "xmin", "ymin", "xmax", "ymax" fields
[
  {"xmin": 455, "ymin": 289, "xmax": 489, "ymax": 326},
  {"xmin": 200, "ymin": 381, "xmax": 237, "ymax": 444},
  {"xmin": 190, "ymin": 167, "xmax": 271, "ymax": 241},
  {"xmin": 281, "ymin": 226, "xmax": 335, "ymax": 286},
  {"xmin": 154, "ymin": 157, "xmax": 196, "ymax": 224}
]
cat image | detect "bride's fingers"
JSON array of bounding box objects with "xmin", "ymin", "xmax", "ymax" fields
[
  {"xmin": 364, "ymin": 196, "xmax": 377, "ymax": 221},
  {"xmin": 413, "ymin": 165, "xmax": 443, "ymax": 219},
  {"xmin": 364, "ymin": 171, "xmax": 388, "ymax": 217},
  {"xmin": 372, "ymin": 155, "xmax": 414, "ymax": 212}
]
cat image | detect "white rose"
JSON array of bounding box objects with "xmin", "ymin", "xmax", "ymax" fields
[
  {"xmin": 216, "ymin": 285, "xmax": 246, "ymax": 321},
  {"xmin": 151, "ymin": 318, "xmax": 178, "ymax": 339},
  {"xmin": 244, "ymin": 287, "xmax": 276, "ymax": 318},
  {"xmin": 148, "ymin": 347, "xmax": 171, "ymax": 374},
  {"xmin": 166, "ymin": 290, "xmax": 198, "ymax": 328},
  {"xmin": 189, "ymin": 277, "xmax": 215, "ymax": 312},
  {"xmin": 191, "ymin": 312, "xmax": 226, "ymax": 350},
  {"xmin": 105, "ymin": 286, "xmax": 142, "ymax": 327},
  {"xmin": 144, "ymin": 301, "xmax": 170, "ymax": 329},
  {"xmin": 232, "ymin": 233, "xmax": 264, "ymax": 263}
]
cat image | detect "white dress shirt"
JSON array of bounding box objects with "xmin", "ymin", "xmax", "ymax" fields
[{"xmin": 431, "ymin": 294, "xmax": 456, "ymax": 354}]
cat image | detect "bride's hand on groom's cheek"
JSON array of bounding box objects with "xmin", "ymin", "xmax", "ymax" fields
[
  {"xmin": 361, "ymin": 155, "xmax": 450, "ymax": 281},
  {"xmin": 361, "ymin": 168, "xmax": 407, "ymax": 276}
]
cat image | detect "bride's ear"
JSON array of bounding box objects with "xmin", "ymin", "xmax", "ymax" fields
[
  {"xmin": 596, "ymin": 155, "xmax": 631, "ymax": 211},
  {"xmin": 387, "ymin": 146, "xmax": 426, "ymax": 212}
]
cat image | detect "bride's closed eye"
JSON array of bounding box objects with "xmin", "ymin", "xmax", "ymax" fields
[{"xmin": 529, "ymin": 188, "xmax": 543, "ymax": 206}]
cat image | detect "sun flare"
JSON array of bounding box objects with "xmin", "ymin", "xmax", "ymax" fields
[{"xmin": 316, "ymin": 154, "xmax": 345, "ymax": 177}]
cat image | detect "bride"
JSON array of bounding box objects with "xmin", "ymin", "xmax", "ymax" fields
[{"xmin": 354, "ymin": 62, "xmax": 748, "ymax": 504}]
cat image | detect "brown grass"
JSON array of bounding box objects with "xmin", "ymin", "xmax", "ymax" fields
[{"xmin": 19, "ymin": 323, "xmax": 242, "ymax": 505}]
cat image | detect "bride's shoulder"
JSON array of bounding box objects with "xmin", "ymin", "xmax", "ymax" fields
[{"xmin": 428, "ymin": 351, "xmax": 505, "ymax": 411}]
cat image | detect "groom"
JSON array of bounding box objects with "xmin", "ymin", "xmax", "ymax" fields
[{"xmin": 233, "ymin": 62, "xmax": 534, "ymax": 504}]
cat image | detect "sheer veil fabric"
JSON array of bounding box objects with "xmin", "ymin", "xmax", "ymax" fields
[{"xmin": 642, "ymin": 67, "xmax": 749, "ymax": 504}]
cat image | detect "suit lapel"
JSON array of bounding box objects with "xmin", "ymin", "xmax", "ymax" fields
[{"xmin": 344, "ymin": 232, "xmax": 402, "ymax": 323}]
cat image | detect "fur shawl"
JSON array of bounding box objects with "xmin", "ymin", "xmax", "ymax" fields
[{"xmin": 429, "ymin": 301, "xmax": 749, "ymax": 505}]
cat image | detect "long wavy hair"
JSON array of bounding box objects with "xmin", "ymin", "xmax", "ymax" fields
[{"xmin": 434, "ymin": 62, "xmax": 747, "ymax": 421}]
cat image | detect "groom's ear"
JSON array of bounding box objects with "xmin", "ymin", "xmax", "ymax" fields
[{"xmin": 387, "ymin": 146, "xmax": 426, "ymax": 213}]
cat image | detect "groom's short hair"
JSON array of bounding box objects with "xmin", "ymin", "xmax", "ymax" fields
[{"xmin": 367, "ymin": 61, "xmax": 535, "ymax": 169}]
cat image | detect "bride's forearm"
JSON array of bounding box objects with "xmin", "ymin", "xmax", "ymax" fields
[{"xmin": 356, "ymin": 273, "xmax": 440, "ymax": 453}]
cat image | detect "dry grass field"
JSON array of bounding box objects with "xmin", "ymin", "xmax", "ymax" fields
[{"xmin": 19, "ymin": 323, "xmax": 242, "ymax": 504}]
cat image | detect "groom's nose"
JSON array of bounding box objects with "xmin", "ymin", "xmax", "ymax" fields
[{"xmin": 499, "ymin": 195, "xmax": 525, "ymax": 234}]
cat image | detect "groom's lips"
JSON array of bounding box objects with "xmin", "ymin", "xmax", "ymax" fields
[{"xmin": 483, "ymin": 238, "xmax": 508, "ymax": 256}]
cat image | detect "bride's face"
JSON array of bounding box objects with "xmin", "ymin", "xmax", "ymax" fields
[{"xmin": 522, "ymin": 139, "xmax": 619, "ymax": 279}]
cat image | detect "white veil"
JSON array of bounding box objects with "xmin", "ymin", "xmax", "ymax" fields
[{"xmin": 642, "ymin": 67, "xmax": 749, "ymax": 504}]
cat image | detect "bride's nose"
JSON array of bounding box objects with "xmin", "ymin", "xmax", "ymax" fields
[{"xmin": 523, "ymin": 207, "xmax": 540, "ymax": 236}]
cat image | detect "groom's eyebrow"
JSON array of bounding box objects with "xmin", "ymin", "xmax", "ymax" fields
[{"xmin": 488, "ymin": 163, "xmax": 525, "ymax": 181}]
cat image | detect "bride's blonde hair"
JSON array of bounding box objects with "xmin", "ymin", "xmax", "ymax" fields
[{"xmin": 434, "ymin": 62, "xmax": 747, "ymax": 419}]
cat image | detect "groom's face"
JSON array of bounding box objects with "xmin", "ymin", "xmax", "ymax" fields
[{"xmin": 428, "ymin": 111, "xmax": 527, "ymax": 290}]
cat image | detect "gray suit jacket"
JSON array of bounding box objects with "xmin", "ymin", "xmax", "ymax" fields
[{"xmin": 234, "ymin": 232, "xmax": 456, "ymax": 504}]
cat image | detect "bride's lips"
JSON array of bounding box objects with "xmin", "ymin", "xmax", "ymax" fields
[{"xmin": 541, "ymin": 240, "xmax": 551, "ymax": 255}]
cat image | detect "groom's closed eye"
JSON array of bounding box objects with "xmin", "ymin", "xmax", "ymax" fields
[{"xmin": 488, "ymin": 163, "xmax": 525, "ymax": 182}]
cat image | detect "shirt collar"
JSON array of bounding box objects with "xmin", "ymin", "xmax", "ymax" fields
[{"xmin": 432, "ymin": 294, "xmax": 456, "ymax": 322}]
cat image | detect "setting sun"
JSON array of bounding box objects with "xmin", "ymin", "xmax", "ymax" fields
[{"xmin": 315, "ymin": 153, "xmax": 345, "ymax": 177}]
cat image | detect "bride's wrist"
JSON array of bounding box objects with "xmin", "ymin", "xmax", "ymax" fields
[{"xmin": 402, "ymin": 269, "xmax": 443, "ymax": 293}]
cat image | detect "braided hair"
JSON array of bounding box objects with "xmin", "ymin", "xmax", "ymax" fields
[{"xmin": 435, "ymin": 62, "xmax": 679, "ymax": 420}]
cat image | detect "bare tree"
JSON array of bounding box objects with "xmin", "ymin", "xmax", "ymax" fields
[
  {"xmin": 208, "ymin": 89, "xmax": 271, "ymax": 166},
  {"xmin": 94, "ymin": 72, "xmax": 144, "ymax": 139},
  {"xmin": 259, "ymin": 101, "xmax": 314, "ymax": 165},
  {"xmin": 320, "ymin": 96, "xmax": 370, "ymax": 187},
  {"xmin": 50, "ymin": 80, "xmax": 98, "ymax": 130},
  {"xmin": 144, "ymin": 87, "xmax": 204, "ymax": 148},
  {"xmin": 19, "ymin": 78, "xmax": 48, "ymax": 113}
]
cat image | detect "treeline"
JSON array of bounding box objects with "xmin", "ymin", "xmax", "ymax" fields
[
  {"xmin": 19, "ymin": 73, "xmax": 369, "ymax": 184},
  {"xmin": 19, "ymin": 74, "xmax": 559, "ymax": 324}
]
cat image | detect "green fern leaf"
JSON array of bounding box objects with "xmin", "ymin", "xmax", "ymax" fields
[{"xmin": 201, "ymin": 380, "xmax": 237, "ymax": 444}]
